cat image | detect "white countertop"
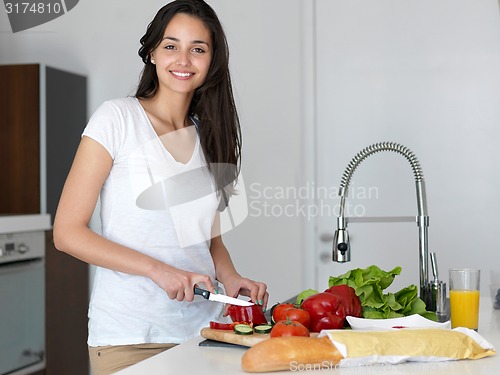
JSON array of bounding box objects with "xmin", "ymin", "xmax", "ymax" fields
[
  {"xmin": 116, "ymin": 298, "xmax": 500, "ymax": 375},
  {"xmin": 0, "ymin": 214, "xmax": 51, "ymax": 234}
]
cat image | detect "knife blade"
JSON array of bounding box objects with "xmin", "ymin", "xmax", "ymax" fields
[{"xmin": 194, "ymin": 287, "xmax": 253, "ymax": 307}]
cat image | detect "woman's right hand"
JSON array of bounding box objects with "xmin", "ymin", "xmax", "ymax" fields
[{"xmin": 149, "ymin": 262, "xmax": 216, "ymax": 302}]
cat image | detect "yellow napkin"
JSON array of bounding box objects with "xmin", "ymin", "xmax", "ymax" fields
[{"xmin": 319, "ymin": 328, "xmax": 495, "ymax": 367}]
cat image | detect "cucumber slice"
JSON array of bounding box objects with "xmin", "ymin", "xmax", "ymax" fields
[
  {"xmin": 234, "ymin": 324, "xmax": 254, "ymax": 335},
  {"xmin": 253, "ymin": 324, "xmax": 272, "ymax": 334}
]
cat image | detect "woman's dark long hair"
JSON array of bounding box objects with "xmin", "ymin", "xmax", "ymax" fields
[{"xmin": 136, "ymin": 0, "xmax": 241, "ymax": 201}]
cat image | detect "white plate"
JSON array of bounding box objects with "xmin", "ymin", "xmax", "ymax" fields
[{"xmin": 346, "ymin": 314, "xmax": 451, "ymax": 330}]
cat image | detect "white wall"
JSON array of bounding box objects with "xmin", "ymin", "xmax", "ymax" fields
[
  {"xmin": 0, "ymin": 0, "xmax": 305, "ymax": 306},
  {"xmin": 210, "ymin": 1, "xmax": 305, "ymax": 304},
  {"xmin": 313, "ymin": 0, "xmax": 500, "ymax": 298}
]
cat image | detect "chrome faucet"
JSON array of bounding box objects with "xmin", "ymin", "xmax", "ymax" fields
[{"xmin": 332, "ymin": 142, "xmax": 429, "ymax": 300}]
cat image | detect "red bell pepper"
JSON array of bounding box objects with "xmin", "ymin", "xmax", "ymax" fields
[
  {"xmin": 301, "ymin": 285, "xmax": 362, "ymax": 332},
  {"xmin": 209, "ymin": 321, "xmax": 234, "ymax": 330},
  {"xmin": 324, "ymin": 284, "xmax": 362, "ymax": 318},
  {"xmin": 226, "ymin": 304, "xmax": 268, "ymax": 325},
  {"xmin": 301, "ymin": 292, "xmax": 346, "ymax": 332},
  {"xmin": 209, "ymin": 321, "xmax": 251, "ymax": 330}
]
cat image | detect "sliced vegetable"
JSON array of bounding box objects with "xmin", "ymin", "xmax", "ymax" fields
[
  {"xmin": 209, "ymin": 321, "xmax": 234, "ymax": 330},
  {"xmin": 253, "ymin": 324, "xmax": 273, "ymax": 334},
  {"xmin": 227, "ymin": 304, "xmax": 268, "ymax": 325},
  {"xmin": 209, "ymin": 321, "xmax": 250, "ymax": 330},
  {"xmin": 234, "ymin": 324, "xmax": 254, "ymax": 335}
]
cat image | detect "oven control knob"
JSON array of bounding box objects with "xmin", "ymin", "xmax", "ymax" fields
[{"xmin": 18, "ymin": 243, "xmax": 29, "ymax": 253}]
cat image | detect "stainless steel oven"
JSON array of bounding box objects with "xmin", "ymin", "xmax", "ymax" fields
[{"xmin": 0, "ymin": 229, "xmax": 46, "ymax": 375}]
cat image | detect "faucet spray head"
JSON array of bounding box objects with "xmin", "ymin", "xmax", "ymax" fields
[
  {"xmin": 333, "ymin": 198, "xmax": 350, "ymax": 263},
  {"xmin": 332, "ymin": 228, "xmax": 351, "ymax": 262}
]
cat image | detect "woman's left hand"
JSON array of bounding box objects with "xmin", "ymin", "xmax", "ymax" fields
[{"xmin": 222, "ymin": 274, "xmax": 269, "ymax": 310}]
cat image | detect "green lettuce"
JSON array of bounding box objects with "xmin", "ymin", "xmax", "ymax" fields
[
  {"xmin": 294, "ymin": 288, "xmax": 318, "ymax": 306},
  {"xmin": 328, "ymin": 265, "xmax": 437, "ymax": 321}
]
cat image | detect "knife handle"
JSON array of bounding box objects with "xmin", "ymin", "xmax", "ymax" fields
[{"xmin": 194, "ymin": 287, "xmax": 210, "ymax": 300}]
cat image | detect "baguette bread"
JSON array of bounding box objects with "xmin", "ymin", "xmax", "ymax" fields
[{"xmin": 241, "ymin": 336, "xmax": 343, "ymax": 373}]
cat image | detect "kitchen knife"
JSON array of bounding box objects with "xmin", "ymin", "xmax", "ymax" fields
[{"xmin": 194, "ymin": 287, "xmax": 253, "ymax": 307}]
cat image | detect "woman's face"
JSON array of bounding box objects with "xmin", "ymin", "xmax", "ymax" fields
[{"xmin": 151, "ymin": 13, "xmax": 212, "ymax": 96}]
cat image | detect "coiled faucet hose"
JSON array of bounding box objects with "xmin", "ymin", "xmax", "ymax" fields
[{"xmin": 339, "ymin": 142, "xmax": 424, "ymax": 197}]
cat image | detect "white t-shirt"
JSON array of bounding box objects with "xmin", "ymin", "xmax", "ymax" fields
[{"xmin": 83, "ymin": 97, "xmax": 224, "ymax": 346}]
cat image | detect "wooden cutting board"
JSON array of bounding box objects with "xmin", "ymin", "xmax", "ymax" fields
[
  {"xmin": 200, "ymin": 328, "xmax": 269, "ymax": 347},
  {"xmin": 200, "ymin": 328, "xmax": 319, "ymax": 347}
]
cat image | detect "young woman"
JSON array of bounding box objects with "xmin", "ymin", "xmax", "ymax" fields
[{"xmin": 53, "ymin": 1, "xmax": 268, "ymax": 374}]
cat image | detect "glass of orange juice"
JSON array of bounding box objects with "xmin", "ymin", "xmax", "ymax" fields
[{"xmin": 449, "ymin": 268, "xmax": 480, "ymax": 330}]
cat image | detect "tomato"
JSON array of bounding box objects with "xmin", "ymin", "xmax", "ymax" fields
[
  {"xmin": 271, "ymin": 303, "xmax": 294, "ymax": 322},
  {"xmin": 226, "ymin": 304, "xmax": 268, "ymax": 325},
  {"xmin": 270, "ymin": 319, "xmax": 310, "ymax": 338},
  {"xmin": 272, "ymin": 303, "xmax": 311, "ymax": 329}
]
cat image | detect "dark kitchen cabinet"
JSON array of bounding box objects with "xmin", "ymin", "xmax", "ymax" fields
[
  {"xmin": 0, "ymin": 64, "xmax": 89, "ymax": 375},
  {"xmin": 0, "ymin": 63, "xmax": 86, "ymax": 224},
  {"xmin": 45, "ymin": 230, "xmax": 89, "ymax": 375}
]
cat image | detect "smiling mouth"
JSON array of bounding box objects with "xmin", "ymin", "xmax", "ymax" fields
[{"xmin": 171, "ymin": 71, "xmax": 194, "ymax": 78}]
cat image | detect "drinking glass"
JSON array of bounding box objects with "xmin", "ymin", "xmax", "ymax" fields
[{"xmin": 449, "ymin": 268, "xmax": 480, "ymax": 330}]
